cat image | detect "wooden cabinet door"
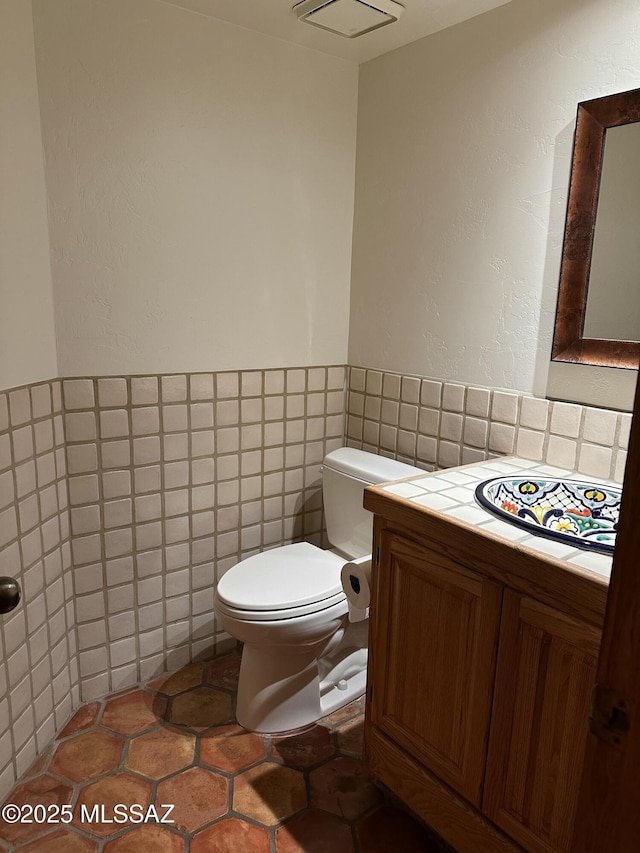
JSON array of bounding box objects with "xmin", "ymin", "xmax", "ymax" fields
[
  {"xmin": 483, "ymin": 590, "xmax": 601, "ymax": 853},
  {"xmin": 369, "ymin": 531, "xmax": 502, "ymax": 806}
]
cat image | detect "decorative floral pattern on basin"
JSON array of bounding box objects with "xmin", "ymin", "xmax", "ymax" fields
[{"xmin": 475, "ymin": 477, "xmax": 621, "ymax": 553}]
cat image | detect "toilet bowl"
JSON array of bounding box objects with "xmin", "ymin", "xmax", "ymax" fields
[{"xmin": 214, "ymin": 448, "xmax": 422, "ymax": 733}]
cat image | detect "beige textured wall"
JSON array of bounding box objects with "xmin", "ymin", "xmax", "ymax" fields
[
  {"xmin": 349, "ymin": 0, "xmax": 640, "ymax": 408},
  {"xmin": 32, "ymin": 0, "xmax": 358, "ymax": 377},
  {"xmin": 0, "ymin": 0, "xmax": 57, "ymax": 390}
]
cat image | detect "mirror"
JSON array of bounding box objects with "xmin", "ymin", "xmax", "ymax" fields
[{"xmin": 552, "ymin": 87, "xmax": 640, "ymax": 369}]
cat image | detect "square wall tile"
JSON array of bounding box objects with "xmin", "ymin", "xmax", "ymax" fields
[
  {"xmin": 65, "ymin": 412, "xmax": 97, "ymax": 443},
  {"xmin": 190, "ymin": 373, "xmax": 214, "ymax": 401},
  {"xmin": 366, "ymin": 370, "xmax": 383, "ymax": 396},
  {"xmin": 547, "ymin": 435, "xmax": 578, "ymax": 470},
  {"xmin": 582, "ymin": 407, "xmax": 617, "ymax": 446},
  {"xmin": 0, "ymin": 395, "xmax": 9, "ymax": 431},
  {"xmin": 488, "ymin": 423, "xmax": 516, "ymax": 454},
  {"xmin": 349, "ymin": 368, "xmax": 365, "ymax": 393},
  {"xmin": 463, "ymin": 417, "xmax": 488, "ymax": 449},
  {"xmin": 519, "ymin": 396, "xmax": 549, "ymax": 431},
  {"xmin": 442, "ymin": 383, "xmax": 465, "ymax": 413},
  {"xmin": 9, "ymin": 389, "xmax": 32, "ymax": 427},
  {"xmin": 162, "ymin": 405, "xmax": 188, "ymax": 433},
  {"xmin": 63, "ymin": 380, "xmax": 95, "ymax": 410},
  {"xmin": 241, "ymin": 371, "xmax": 262, "ymax": 397},
  {"xmin": 440, "ymin": 412, "xmax": 463, "ymax": 442},
  {"xmin": 100, "ymin": 410, "xmax": 130, "ymax": 439},
  {"xmin": 30, "ymin": 385, "xmax": 52, "ymax": 419},
  {"xmin": 131, "ymin": 376, "xmax": 159, "ymax": 405},
  {"xmin": 578, "ymin": 444, "xmax": 612, "ymax": 480},
  {"xmin": 217, "ymin": 373, "xmax": 239, "ymax": 399},
  {"xmin": 516, "ymin": 428, "xmax": 545, "ymax": 461},
  {"xmin": 131, "ymin": 407, "xmax": 160, "ymax": 436},
  {"xmin": 67, "ymin": 444, "xmax": 98, "ymax": 475},
  {"xmin": 618, "ymin": 414, "xmax": 632, "ymax": 450},
  {"xmin": 438, "ymin": 441, "xmax": 461, "ymax": 468},
  {"xmin": 465, "ymin": 387, "xmax": 490, "ymax": 418},
  {"xmin": 491, "ymin": 391, "xmax": 519, "ymax": 425},
  {"xmin": 401, "ymin": 376, "xmax": 421, "ymax": 404},
  {"xmin": 101, "ymin": 440, "xmax": 131, "ymax": 469},
  {"xmin": 191, "ymin": 403, "xmax": 214, "ymax": 429},
  {"xmin": 133, "ymin": 436, "xmax": 161, "ymax": 465},
  {"xmin": 264, "ymin": 370, "xmax": 285, "ymax": 395},
  {"xmin": 550, "ymin": 402, "xmax": 582, "ymax": 438},
  {"xmin": 382, "ymin": 373, "xmax": 400, "ymax": 400},
  {"xmin": 98, "ymin": 379, "xmax": 128, "ymax": 408},
  {"xmin": 162, "ymin": 375, "xmax": 187, "ymax": 402}
]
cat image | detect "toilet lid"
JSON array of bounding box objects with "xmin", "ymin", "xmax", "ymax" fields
[{"xmin": 216, "ymin": 542, "xmax": 346, "ymax": 612}]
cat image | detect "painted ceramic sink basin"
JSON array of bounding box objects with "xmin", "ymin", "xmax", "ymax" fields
[{"xmin": 475, "ymin": 476, "xmax": 621, "ymax": 553}]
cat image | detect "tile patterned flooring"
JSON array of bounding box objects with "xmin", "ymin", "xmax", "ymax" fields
[{"xmin": 0, "ymin": 651, "xmax": 448, "ymax": 852}]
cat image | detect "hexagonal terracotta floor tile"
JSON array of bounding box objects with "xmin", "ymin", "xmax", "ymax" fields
[
  {"xmin": 156, "ymin": 766, "xmax": 228, "ymax": 832},
  {"xmin": 149, "ymin": 664, "xmax": 204, "ymax": 696},
  {"xmin": 169, "ymin": 686, "xmax": 232, "ymax": 730},
  {"xmin": 50, "ymin": 730, "xmax": 124, "ymax": 783},
  {"xmin": 272, "ymin": 725, "xmax": 335, "ymax": 769},
  {"xmin": 205, "ymin": 652, "xmax": 241, "ymax": 690},
  {"xmin": 200, "ymin": 724, "xmax": 266, "ymax": 774},
  {"xmin": 191, "ymin": 817, "xmax": 270, "ymax": 853},
  {"xmin": 275, "ymin": 809, "xmax": 355, "ymax": 852},
  {"xmin": 58, "ymin": 702, "xmax": 101, "ymax": 738},
  {"xmin": 335, "ymin": 717, "xmax": 363, "ymax": 760},
  {"xmin": 15, "ymin": 828, "xmax": 99, "ymax": 852},
  {"xmin": 233, "ymin": 763, "xmax": 307, "ymax": 827},
  {"xmin": 309, "ymin": 757, "xmax": 382, "ymax": 822},
  {"xmin": 74, "ymin": 772, "xmax": 152, "ymax": 838},
  {"xmin": 355, "ymin": 805, "xmax": 441, "ymax": 852},
  {"xmin": 0, "ymin": 775, "xmax": 74, "ymax": 845},
  {"xmin": 125, "ymin": 727, "xmax": 196, "ymax": 780},
  {"xmin": 102, "ymin": 690, "xmax": 167, "ymax": 735},
  {"xmin": 320, "ymin": 700, "xmax": 363, "ymax": 729},
  {"xmin": 102, "ymin": 824, "xmax": 186, "ymax": 852}
]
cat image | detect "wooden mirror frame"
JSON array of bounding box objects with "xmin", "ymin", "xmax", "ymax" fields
[{"xmin": 552, "ymin": 87, "xmax": 640, "ymax": 369}]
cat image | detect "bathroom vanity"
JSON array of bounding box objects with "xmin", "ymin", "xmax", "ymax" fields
[{"xmin": 363, "ymin": 457, "xmax": 611, "ymax": 853}]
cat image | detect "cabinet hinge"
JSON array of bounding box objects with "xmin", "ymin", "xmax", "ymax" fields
[
  {"xmin": 375, "ymin": 547, "xmax": 380, "ymax": 567},
  {"xmin": 589, "ymin": 684, "xmax": 630, "ymax": 747},
  {"xmin": 368, "ymin": 684, "xmax": 374, "ymax": 704}
]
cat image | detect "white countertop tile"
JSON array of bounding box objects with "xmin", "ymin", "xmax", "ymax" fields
[
  {"xmin": 412, "ymin": 493, "xmax": 459, "ymax": 510},
  {"xmin": 568, "ymin": 550, "xmax": 613, "ymax": 579},
  {"xmin": 443, "ymin": 505, "xmax": 493, "ymax": 525},
  {"xmin": 383, "ymin": 482, "xmax": 430, "ymax": 499},
  {"xmin": 476, "ymin": 518, "xmax": 531, "ymax": 542},
  {"xmin": 379, "ymin": 456, "xmax": 616, "ymax": 576}
]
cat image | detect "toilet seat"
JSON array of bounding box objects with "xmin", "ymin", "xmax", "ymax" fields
[{"xmin": 215, "ymin": 542, "xmax": 347, "ymax": 621}]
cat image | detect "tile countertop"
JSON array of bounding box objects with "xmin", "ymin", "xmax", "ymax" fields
[{"xmin": 377, "ymin": 456, "xmax": 615, "ymax": 583}]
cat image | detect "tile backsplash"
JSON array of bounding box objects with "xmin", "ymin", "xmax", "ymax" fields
[
  {"xmin": 346, "ymin": 367, "xmax": 630, "ymax": 484},
  {"xmin": 0, "ymin": 362, "xmax": 631, "ymax": 802}
]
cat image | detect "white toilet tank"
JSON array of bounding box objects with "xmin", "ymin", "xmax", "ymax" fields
[{"xmin": 322, "ymin": 448, "xmax": 422, "ymax": 559}]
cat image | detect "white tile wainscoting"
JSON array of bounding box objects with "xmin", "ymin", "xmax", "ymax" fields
[
  {"xmin": 346, "ymin": 367, "xmax": 630, "ymax": 484},
  {"xmin": 0, "ymin": 380, "xmax": 77, "ymax": 799},
  {"xmin": 63, "ymin": 367, "xmax": 346, "ymax": 703},
  {"xmin": 0, "ymin": 366, "xmax": 345, "ymax": 802},
  {"xmin": 0, "ymin": 362, "xmax": 631, "ymax": 803}
]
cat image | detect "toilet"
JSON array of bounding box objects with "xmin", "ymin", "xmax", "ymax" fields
[{"xmin": 214, "ymin": 447, "xmax": 422, "ymax": 733}]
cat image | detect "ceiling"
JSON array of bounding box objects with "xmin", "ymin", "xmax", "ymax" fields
[{"xmin": 155, "ymin": 0, "xmax": 513, "ymax": 64}]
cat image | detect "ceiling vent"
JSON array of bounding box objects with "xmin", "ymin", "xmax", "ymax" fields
[{"xmin": 294, "ymin": 0, "xmax": 404, "ymax": 38}]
